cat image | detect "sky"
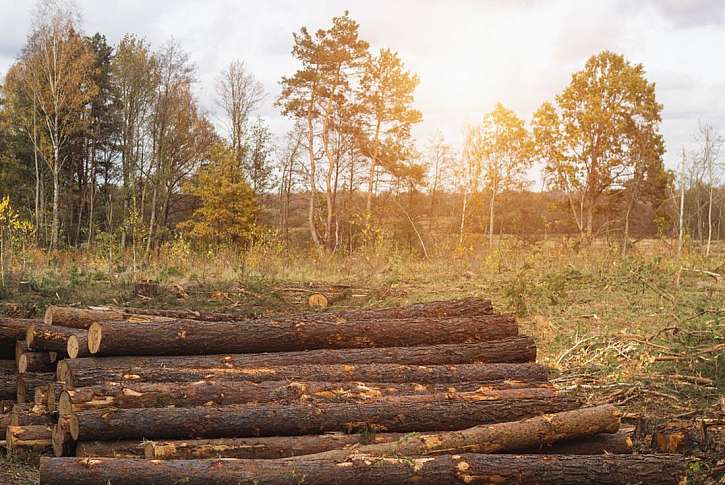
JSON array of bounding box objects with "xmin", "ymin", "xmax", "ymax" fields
[{"xmin": 1, "ymin": 0, "xmax": 724, "ymax": 173}]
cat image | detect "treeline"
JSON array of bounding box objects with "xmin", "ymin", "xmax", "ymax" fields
[{"xmin": 0, "ymin": 2, "xmax": 722, "ymax": 260}]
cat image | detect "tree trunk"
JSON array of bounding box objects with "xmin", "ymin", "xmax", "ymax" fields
[
  {"xmin": 488, "ymin": 190, "xmax": 496, "ymax": 247},
  {"xmin": 39, "ymin": 453, "xmax": 691, "ymax": 485},
  {"xmin": 51, "ymin": 164, "xmax": 60, "ymax": 250},
  {"xmin": 59, "ymin": 336, "xmax": 534, "ymax": 383},
  {"xmin": 1, "ymin": 318, "xmax": 40, "ymax": 357},
  {"xmin": 52, "ymin": 422, "xmax": 75, "ymax": 457},
  {"xmin": 10, "ymin": 403, "xmax": 53, "ymax": 426},
  {"xmin": 16, "ymin": 372, "xmax": 56, "ymax": 403},
  {"xmin": 6, "ymin": 424, "xmax": 52, "ymax": 454},
  {"xmin": 46, "ymin": 383, "xmax": 63, "ymax": 413},
  {"xmin": 58, "ymin": 381, "xmax": 554, "ymax": 416},
  {"xmin": 68, "ymin": 396, "xmax": 578, "ymax": 441},
  {"xmin": 18, "ymin": 351, "xmax": 55, "ymax": 373},
  {"xmin": 27, "ymin": 323, "xmax": 85, "ymax": 354},
  {"xmin": 73, "ymin": 440, "xmax": 145, "ymax": 458},
  {"xmin": 44, "ymin": 306, "xmax": 126, "ymax": 329},
  {"xmin": 60, "ymin": 361, "xmax": 547, "ymax": 389},
  {"xmin": 87, "ymin": 314, "xmax": 517, "ymax": 356},
  {"xmin": 0, "ymin": 360, "xmax": 17, "ymax": 400},
  {"xmin": 532, "ymin": 430, "xmax": 633, "ymax": 455},
  {"xmin": 66, "ymin": 334, "xmax": 90, "ymax": 359}
]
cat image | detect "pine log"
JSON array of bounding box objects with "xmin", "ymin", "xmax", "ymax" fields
[
  {"xmin": 15, "ymin": 339, "xmax": 27, "ymax": 367},
  {"xmin": 6, "ymin": 424, "xmax": 52, "ymax": 454},
  {"xmin": 0, "ymin": 360, "xmax": 16, "ymax": 400},
  {"xmin": 68, "ymin": 395, "xmax": 579, "ymax": 441},
  {"xmin": 11, "ymin": 402, "xmax": 53, "ymax": 426},
  {"xmin": 46, "ymin": 383, "xmax": 63, "ymax": 412},
  {"xmin": 18, "ymin": 351, "xmax": 56, "ymax": 373},
  {"xmin": 52, "ymin": 423, "xmax": 75, "ymax": 457},
  {"xmin": 61, "ymin": 337, "xmax": 535, "ymax": 379},
  {"xmin": 44, "ymin": 306, "xmax": 126, "ymax": 328},
  {"xmin": 34, "ymin": 386, "xmax": 49, "ymax": 406},
  {"xmin": 17, "ymin": 372, "xmax": 56, "ymax": 403},
  {"xmin": 27, "ymin": 323, "xmax": 85, "ymax": 354},
  {"xmin": 38, "ymin": 454, "xmax": 693, "ymax": 485},
  {"xmin": 74, "ymin": 440, "xmax": 145, "ymax": 457},
  {"xmin": 66, "ymin": 334, "xmax": 90, "ymax": 359},
  {"xmin": 87, "ymin": 314, "xmax": 517, "ymax": 356},
  {"xmin": 58, "ymin": 381, "xmax": 555, "ymax": 415},
  {"xmin": 145, "ymin": 433, "xmax": 405, "ymax": 459},
  {"xmin": 0, "ymin": 317, "xmax": 39, "ymax": 357},
  {"xmin": 60, "ymin": 361, "xmax": 547, "ymax": 388},
  {"xmin": 533, "ymin": 430, "xmax": 633, "ymax": 454}
]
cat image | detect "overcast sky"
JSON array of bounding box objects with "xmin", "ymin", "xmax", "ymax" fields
[{"xmin": 1, "ymin": 0, "xmax": 724, "ymax": 173}]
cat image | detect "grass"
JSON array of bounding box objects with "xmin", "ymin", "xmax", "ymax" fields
[{"xmin": 0, "ymin": 236, "xmax": 723, "ymax": 483}]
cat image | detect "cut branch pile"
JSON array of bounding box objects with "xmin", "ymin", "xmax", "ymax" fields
[{"xmin": 2, "ymin": 300, "xmax": 696, "ymax": 483}]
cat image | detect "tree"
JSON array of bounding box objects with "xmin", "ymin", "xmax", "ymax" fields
[
  {"xmin": 694, "ymin": 123, "xmax": 723, "ymax": 256},
  {"xmin": 533, "ymin": 51, "xmax": 663, "ymax": 239},
  {"xmin": 4, "ymin": 1, "xmax": 98, "ymax": 249},
  {"xmin": 244, "ymin": 117, "xmax": 275, "ymax": 194},
  {"xmin": 464, "ymin": 103, "xmax": 532, "ymax": 246},
  {"xmin": 216, "ymin": 60, "xmax": 264, "ymax": 170},
  {"xmin": 179, "ymin": 142, "xmax": 257, "ymax": 245},
  {"xmin": 357, "ymin": 48, "xmax": 422, "ymax": 218},
  {"xmin": 425, "ymin": 132, "xmax": 455, "ymax": 232},
  {"xmin": 278, "ymin": 12, "xmax": 369, "ymax": 250}
]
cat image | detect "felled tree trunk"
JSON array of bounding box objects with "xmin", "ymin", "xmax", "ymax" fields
[
  {"xmin": 43, "ymin": 306, "xmax": 126, "ymax": 329},
  {"xmin": 26, "ymin": 323, "xmax": 85, "ymax": 354},
  {"xmin": 66, "ymin": 335, "xmax": 90, "ymax": 359},
  {"xmin": 38, "ymin": 453, "xmax": 692, "ymax": 485},
  {"xmin": 18, "ymin": 351, "xmax": 56, "ymax": 373},
  {"xmin": 6, "ymin": 424, "xmax": 53, "ymax": 454},
  {"xmin": 59, "ymin": 361, "xmax": 547, "ymax": 388},
  {"xmin": 17, "ymin": 372, "xmax": 56, "ymax": 403},
  {"xmin": 74, "ymin": 440, "xmax": 146, "ymax": 458},
  {"xmin": 46, "ymin": 383, "xmax": 63, "ymax": 412},
  {"xmin": 58, "ymin": 381, "xmax": 555, "ymax": 415},
  {"xmin": 87, "ymin": 314, "xmax": 517, "ymax": 356},
  {"xmin": 0, "ymin": 360, "xmax": 16, "ymax": 400},
  {"xmin": 68, "ymin": 396, "xmax": 579, "ymax": 441},
  {"xmin": 61, "ymin": 337, "xmax": 534, "ymax": 375},
  {"xmin": 11, "ymin": 402, "xmax": 53, "ymax": 426},
  {"xmin": 0, "ymin": 318, "xmax": 40, "ymax": 357},
  {"xmin": 51, "ymin": 423, "xmax": 75, "ymax": 457}
]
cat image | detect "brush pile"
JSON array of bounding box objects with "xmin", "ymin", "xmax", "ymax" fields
[{"xmin": 1, "ymin": 299, "xmax": 699, "ymax": 484}]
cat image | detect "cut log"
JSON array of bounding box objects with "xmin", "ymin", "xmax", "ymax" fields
[
  {"xmin": 46, "ymin": 383, "xmax": 63, "ymax": 413},
  {"xmin": 66, "ymin": 334, "xmax": 90, "ymax": 359},
  {"xmin": 34, "ymin": 386, "xmax": 49, "ymax": 406},
  {"xmin": 59, "ymin": 361, "xmax": 547, "ymax": 388},
  {"xmin": 144, "ymin": 406, "xmax": 624, "ymax": 460},
  {"xmin": 0, "ymin": 317, "xmax": 39, "ymax": 357},
  {"xmin": 15, "ymin": 339, "xmax": 27, "ymax": 367},
  {"xmin": 535, "ymin": 430, "xmax": 633, "ymax": 454},
  {"xmin": 145, "ymin": 433, "xmax": 405, "ymax": 460},
  {"xmin": 44, "ymin": 306, "xmax": 126, "ymax": 328},
  {"xmin": 87, "ymin": 314, "xmax": 517, "ymax": 356},
  {"xmin": 60, "ymin": 337, "xmax": 535, "ymax": 379},
  {"xmin": 52, "ymin": 423, "xmax": 75, "ymax": 457},
  {"xmin": 68, "ymin": 395, "xmax": 579, "ymax": 441},
  {"xmin": 17, "ymin": 372, "xmax": 56, "ymax": 403},
  {"xmin": 6, "ymin": 424, "xmax": 52, "ymax": 454},
  {"xmin": 0, "ymin": 360, "xmax": 16, "ymax": 400},
  {"xmin": 27, "ymin": 323, "xmax": 85, "ymax": 354},
  {"xmin": 58, "ymin": 381, "xmax": 555, "ymax": 415},
  {"xmin": 38, "ymin": 454, "xmax": 693, "ymax": 485},
  {"xmin": 11, "ymin": 402, "xmax": 53, "ymax": 426},
  {"xmin": 18, "ymin": 351, "xmax": 56, "ymax": 373},
  {"xmin": 74, "ymin": 440, "xmax": 146, "ymax": 458}
]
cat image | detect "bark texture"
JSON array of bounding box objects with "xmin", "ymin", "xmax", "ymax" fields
[
  {"xmin": 27, "ymin": 323, "xmax": 85, "ymax": 354},
  {"xmin": 0, "ymin": 318, "xmax": 39, "ymax": 358},
  {"xmin": 0, "ymin": 360, "xmax": 16, "ymax": 400},
  {"xmin": 39, "ymin": 454, "xmax": 692, "ymax": 485},
  {"xmin": 74, "ymin": 440, "xmax": 146, "ymax": 458},
  {"xmin": 68, "ymin": 396, "xmax": 579, "ymax": 440},
  {"xmin": 87, "ymin": 314, "xmax": 517, "ymax": 356},
  {"xmin": 16, "ymin": 372, "xmax": 55, "ymax": 403},
  {"xmin": 60, "ymin": 362, "xmax": 547, "ymax": 388},
  {"xmin": 18, "ymin": 351, "xmax": 56, "ymax": 373},
  {"xmin": 6, "ymin": 424, "xmax": 53, "ymax": 454},
  {"xmin": 58, "ymin": 380, "xmax": 554, "ymax": 415}
]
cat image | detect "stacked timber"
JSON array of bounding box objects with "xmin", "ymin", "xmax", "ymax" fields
[{"xmin": 2, "ymin": 299, "xmax": 693, "ymax": 484}]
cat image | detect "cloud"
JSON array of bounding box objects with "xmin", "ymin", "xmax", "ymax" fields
[{"xmin": 646, "ymin": 0, "xmax": 725, "ymax": 28}]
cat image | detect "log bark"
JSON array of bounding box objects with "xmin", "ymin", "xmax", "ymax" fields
[
  {"xmin": 17, "ymin": 372, "xmax": 56, "ymax": 403},
  {"xmin": 62, "ymin": 337, "xmax": 535, "ymax": 377},
  {"xmin": 66, "ymin": 334, "xmax": 90, "ymax": 359},
  {"xmin": 58, "ymin": 381, "xmax": 555, "ymax": 415},
  {"xmin": 60, "ymin": 361, "xmax": 547, "ymax": 388},
  {"xmin": 74, "ymin": 440, "xmax": 145, "ymax": 457},
  {"xmin": 18, "ymin": 351, "xmax": 56, "ymax": 373},
  {"xmin": 0, "ymin": 318, "xmax": 39, "ymax": 357},
  {"xmin": 0, "ymin": 412, "xmax": 9, "ymax": 439},
  {"xmin": 27, "ymin": 323, "xmax": 85, "ymax": 354},
  {"xmin": 38, "ymin": 454, "xmax": 692, "ymax": 485},
  {"xmin": 68, "ymin": 395, "xmax": 579, "ymax": 441},
  {"xmin": 11, "ymin": 402, "xmax": 53, "ymax": 426},
  {"xmin": 87, "ymin": 314, "xmax": 517, "ymax": 356},
  {"xmin": 52, "ymin": 423, "xmax": 75, "ymax": 457},
  {"xmin": 44, "ymin": 306, "xmax": 126, "ymax": 329},
  {"xmin": 6, "ymin": 424, "xmax": 52, "ymax": 454},
  {"xmin": 0, "ymin": 360, "xmax": 16, "ymax": 400},
  {"xmin": 15, "ymin": 339, "xmax": 27, "ymax": 367},
  {"xmin": 46, "ymin": 383, "xmax": 63, "ymax": 412},
  {"xmin": 145, "ymin": 412, "xmax": 630, "ymax": 460}
]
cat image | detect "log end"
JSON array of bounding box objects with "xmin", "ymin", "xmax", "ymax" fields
[
  {"xmin": 67, "ymin": 335, "xmax": 80, "ymax": 359},
  {"xmin": 87, "ymin": 323, "xmax": 102, "ymax": 354},
  {"xmin": 308, "ymin": 293, "xmax": 329, "ymax": 309},
  {"xmin": 52, "ymin": 423, "xmax": 74, "ymax": 457},
  {"xmin": 58, "ymin": 391, "xmax": 72, "ymax": 418},
  {"xmin": 25, "ymin": 324, "xmax": 36, "ymax": 349},
  {"xmin": 69, "ymin": 413, "xmax": 80, "ymax": 441},
  {"xmin": 17, "ymin": 353, "xmax": 28, "ymax": 374},
  {"xmin": 43, "ymin": 306, "xmax": 54, "ymax": 325},
  {"xmin": 56, "ymin": 360, "xmax": 69, "ymax": 385}
]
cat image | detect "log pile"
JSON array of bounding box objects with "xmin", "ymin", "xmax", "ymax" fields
[{"xmin": 2, "ymin": 300, "xmax": 696, "ymax": 483}]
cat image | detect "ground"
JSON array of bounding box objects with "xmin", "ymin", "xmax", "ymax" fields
[{"xmin": 1, "ymin": 239, "xmax": 723, "ymax": 483}]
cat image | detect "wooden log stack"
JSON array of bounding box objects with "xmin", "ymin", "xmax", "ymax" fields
[{"xmin": 2, "ymin": 300, "xmax": 696, "ymax": 483}]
